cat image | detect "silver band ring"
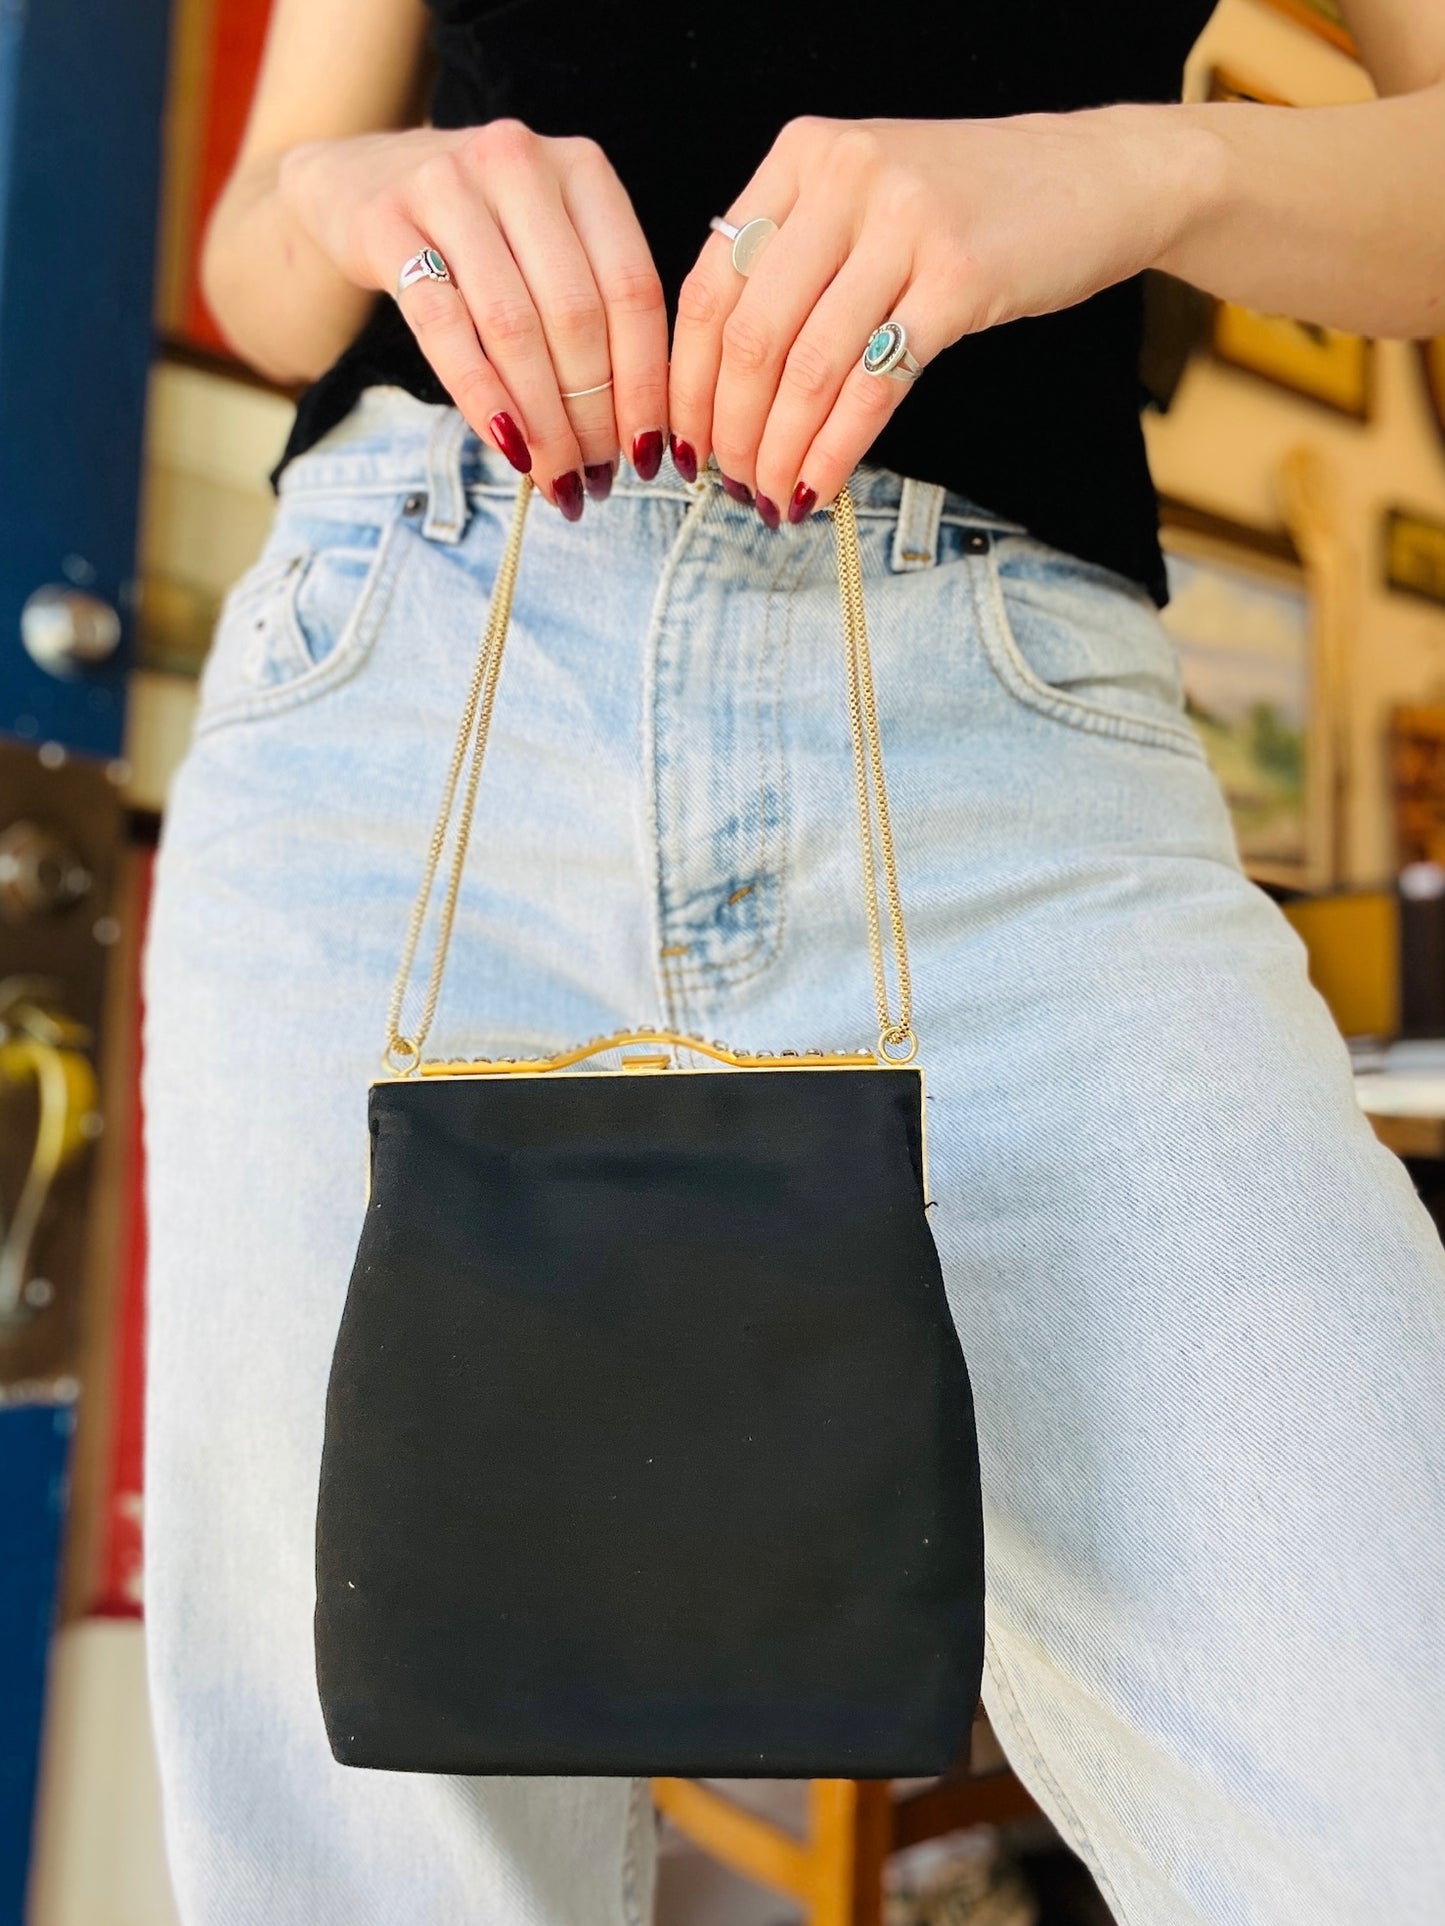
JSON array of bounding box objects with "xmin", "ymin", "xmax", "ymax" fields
[
  {"xmin": 861, "ymin": 319, "xmax": 922, "ymax": 383},
  {"xmin": 708, "ymin": 215, "xmax": 778, "ymax": 276},
  {"xmin": 396, "ymin": 246, "xmax": 453, "ymax": 296},
  {"xmin": 558, "ymin": 376, "xmax": 615, "ymax": 400}
]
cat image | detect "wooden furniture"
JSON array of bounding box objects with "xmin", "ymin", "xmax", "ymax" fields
[
  {"xmin": 1365, "ymin": 1108, "xmax": 1445, "ymax": 1159},
  {"xmin": 654, "ymin": 1729, "xmax": 1040, "ymax": 1926},
  {"xmin": 1358, "ymin": 1064, "xmax": 1445, "ymax": 1160}
]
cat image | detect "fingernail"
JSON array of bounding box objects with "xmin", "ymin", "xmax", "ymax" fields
[
  {"xmin": 670, "ymin": 435, "xmax": 698, "ymax": 484},
  {"xmin": 788, "ymin": 483, "xmax": 817, "ymax": 525},
  {"xmin": 489, "ymin": 412, "xmax": 532, "ymax": 474},
  {"xmin": 756, "ymin": 493, "xmax": 781, "ymax": 531},
  {"xmin": 721, "ymin": 473, "xmax": 754, "ymax": 506},
  {"xmin": 553, "ymin": 471, "xmax": 585, "ymax": 521},
  {"xmin": 632, "ymin": 430, "xmax": 664, "ymax": 481},
  {"xmin": 584, "ymin": 462, "xmax": 613, "ymax": 502}
]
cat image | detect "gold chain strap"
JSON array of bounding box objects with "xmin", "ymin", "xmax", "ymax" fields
[
  {"xmin": 384, "ymin": 475, "xmax": 916, "ymax": 1073},
  {"xmin": 832, "ymin": 483, "xmax": 914, "ymax": 1060}
]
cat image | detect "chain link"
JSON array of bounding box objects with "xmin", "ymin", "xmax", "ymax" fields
[
  {"xmin": 829, "ymin": 484, "xmax": 915, "ymax": 1060},
  {"xmin": 384, "ymin": 474, "xmax": 534, "ymax": 1071},
  {"xmin": 385, "ymin": 475, "xmax": 917, "ymax": 1070}
]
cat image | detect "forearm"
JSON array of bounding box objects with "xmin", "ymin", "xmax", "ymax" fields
[
  {"xmin": 1134, "ymin": 84, "xmax": 1445, "ymax": 340},
  {"xmin": 200, "ymin": 148, "xmax": 379, "ymax": 386}
]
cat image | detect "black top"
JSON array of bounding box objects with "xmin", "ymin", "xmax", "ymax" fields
[{"xmin": 269, "ymin": 0, "xmax": 1216, "ymax": 603}]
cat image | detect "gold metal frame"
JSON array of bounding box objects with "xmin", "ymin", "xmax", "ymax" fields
[
  {"xmin": 384, "ymin": 1033, "xmax": 933, "ymax": 1210},
  {"xmin": 417, "ymin": 1029, "xmax": 883, "ymax": 1077}
]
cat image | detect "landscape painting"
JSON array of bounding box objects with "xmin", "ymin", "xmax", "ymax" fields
[{"xmin": 1158, "ymin": 520, "xmax": 1323, "ymax": 888}]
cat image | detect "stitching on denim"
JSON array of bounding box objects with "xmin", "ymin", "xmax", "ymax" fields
[
  {"xmin": 969, "ymin": 546, "xmax": 1206, "ymax": 760},
  {"xmin": 660, "ymin": 525, "xmax": 806, "ymax": 992},
  {"xmin": 193, "ymin": 512, "xmax": 408, "ymax": 736},
  {"xmin": 639, "ymin": 487, "xmax": 718, "ymax": 1034},
  {"xmin": 217, "ymin": 547, "xmax": 304, "ymax": 620},
  {"xmin": 619, "ymin": 1775, "xmax": 645, "ymax": 1926},
  {"xmin": 467, "ymin": 479, "xmax": 707, "ymax": 510},
  {"xmin": 658, "ymin": 496, "xmax": 790, "ymax": 988},
  {"xmin": 891, "ymin": 476, "xmax": 945, "ymax": 572},
  {"xmin": 464, "ymin": 472, "xmax": 1026, "ymax": 529},
  {"xmin": 280, "ymin": 480, "xmax": 423, "ymax": 506},
  {"xmin": 281, "ymin": 542, "xmax": 386, "ymax": 678},
  {"xmin": 984, "ymin": 1628, "xmax": 1137, "ymax": 1926},
  {"xmin": 422, "ymin": 407, "xmax": 469, "ymax": 542}
]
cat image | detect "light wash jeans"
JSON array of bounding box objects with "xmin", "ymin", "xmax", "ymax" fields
[{"xmin": 142, "ymin": 385, "xmax": 1445, "ymax": 1925}]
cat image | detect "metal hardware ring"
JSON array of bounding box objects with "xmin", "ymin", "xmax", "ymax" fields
[
  {"xmin": 708, "ymin": 215, "xmax": 778, "ymax": 276},
  {"xmin": 396, "ymin": 246, "xmax": 453, "ymax": 297},
  {"xmin": 861, "ymin": 320, "xmax": 922, "ymax": 383}
]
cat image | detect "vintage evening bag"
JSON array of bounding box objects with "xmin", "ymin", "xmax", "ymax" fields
[{"xmin": 314, "ymin": 478, "xmax": 985, "ymax": 1777}]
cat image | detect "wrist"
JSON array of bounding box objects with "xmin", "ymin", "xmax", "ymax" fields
[
  {"xmin": 276, "ymin": 137, "xmax": 338, "ymax": 221},
  {"xmin": 1086, "ymin": 101, "xmax": 1230, "ymax": 277}
]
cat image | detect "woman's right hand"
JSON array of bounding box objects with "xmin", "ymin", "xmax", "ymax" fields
[{"xmin": 277, "ymin": 121, "xmax": 668, "ymax": 517}]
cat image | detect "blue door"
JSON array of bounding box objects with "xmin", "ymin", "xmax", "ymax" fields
[{"xmin": 1, "ymin": 1, "xmax": 172, "ymax": 1917}]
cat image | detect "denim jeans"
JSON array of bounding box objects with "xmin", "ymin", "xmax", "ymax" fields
[{"xmin": 142, "ymin": 384, "xmax": 1445, "ymax": 1925}]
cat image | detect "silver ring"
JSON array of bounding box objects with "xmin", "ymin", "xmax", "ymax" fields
[
  {"xmin": 708, "ymin": 215, "xmax": 778, "ymax": 276},
  {"xmin": 861, "ymin": 320, "xmax": 922, "ymax": 383},
  {"xmin": 558, "ymin": 376, "xmax": 615, "ymax": 400},
  {"xmin": 396, "ymin": 246, "xmax": 453, "ymax": 296}
]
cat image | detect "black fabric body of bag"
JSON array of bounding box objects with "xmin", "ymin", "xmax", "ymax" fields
[
  {"xmin": 313, "ymin": 477, "xmax": 986, "ymax": 1779},
  {"xmin": 316, "ymin": 1063, "xmax": 984, "ymax": 1776}
]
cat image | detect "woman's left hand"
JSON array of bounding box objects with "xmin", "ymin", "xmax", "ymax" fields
[{"xmin": 667, "ymin": 111, "xmax": 1210, "ymax": 526}]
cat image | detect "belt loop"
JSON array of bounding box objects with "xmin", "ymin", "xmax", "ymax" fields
[
  {"xmin": 891, "ymin": 476, "xmax": 945, "ymax": 572},
  {"xmin": 421, "ymin": 407, "xmax": 471, "ymax": 544}
]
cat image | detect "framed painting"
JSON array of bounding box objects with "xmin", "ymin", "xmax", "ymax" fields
[
  {"xmin": 1421, "ymin": 339, "xmax": 1445, "ymax": 459},
  {"xmin": 1158, "ymin": 500, "xmax": 1335, "ymax": 891},
  {"xmin": 1383, "ymin": 507, "xmax": 1445, "ymax": 610},
  {"xmin": 1204, "ymin": 69, "xmax": 1373, "ymax": 419},
  {"xmin": 1390, "ymin": 706, "xmax": 1445, "ymax": 869}
]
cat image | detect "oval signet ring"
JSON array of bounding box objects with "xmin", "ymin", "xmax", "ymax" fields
[
  {"xmin": 860, "ymin": 319, "xmax": 923, "ymax": 383},
  {"xmin": 708, "ymin": 215, "xmax": 778, "ymax": 277},
  {"xmin": 396, "ymin": 246, "xmax": 453, "ymax": 297}
]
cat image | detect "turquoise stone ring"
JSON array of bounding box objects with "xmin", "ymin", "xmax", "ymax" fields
[
  {"xmin": 861, "ymin": 320, "xmax": 922, "ymax": 382},
  {"xmin": 396, "ymin": 245, "xmax": 455, "ymax": 297}
]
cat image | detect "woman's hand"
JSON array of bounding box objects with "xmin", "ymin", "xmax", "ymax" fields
[
  {"xmin": 278, "ymin": 121, "xmax": 669, "ymax": 516},
  {"xmin": 668, "ymin": 111, "xmax": 1213, "ymax": 526}
]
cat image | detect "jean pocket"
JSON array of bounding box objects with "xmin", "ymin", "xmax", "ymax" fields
[
  {"xmin": 194, "ymin": 500, "xmax": 408, "ymax": 735},
  {"xmin": 974, "ymin": 531, "xmax": 1206, "ymax": 760}
]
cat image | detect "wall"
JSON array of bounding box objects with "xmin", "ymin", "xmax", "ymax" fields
[{"xmin": 1145, "ymin": 0, "xmax": 1445, "ymax": 887}]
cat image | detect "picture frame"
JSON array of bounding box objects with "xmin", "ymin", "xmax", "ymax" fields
[
  {"xmin": 1382, "ymin": 507, "xmax": 1445, "ymax": 610},
  {"xmin": 1158, "ymin": 486, "xmax": 1337, "ymax": 892},
  {"xmin": 1389, "ymin": 706, "xmax": 1445, "ymax": 870},
  {"xmin": 1204, "ymin": 69, "xmax": 1373, "ymax": 419},
  {"xmin": 1420, "ymin": 339, "xmax": 1445, "ymax": 458}
]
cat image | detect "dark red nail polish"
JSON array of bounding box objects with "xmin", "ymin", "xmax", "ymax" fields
[
  {"xmin": 756, "ymin": 493, "xmax": 780, "ymax": 531},
  {"xmin": 721, "ymin": 473, "xmax": 754, "ymax": 506},
  {"xmin": 584, "ymin": 462, "xmax": 613, "ymax": 502},
  {"xmin": 632, "ymin": 430, "xmax": 664, "ymax": 481},
  {"xmin": 670, "ymin": 435, "xmax": 698, "ymax": 484},
  {"xmin": 788, "ymin": 483, "xmax": 817, "ymax": 525},
  {"xmin": 553, "ymin": 471, "xmax": 585, "ymax": 521},
  {"xmin": 489, "ymin": 412, "xmax": 532, "ymax": 474}
]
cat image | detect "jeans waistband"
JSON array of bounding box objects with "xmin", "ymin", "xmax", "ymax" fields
[{"xmin": 276, "ymin": 382, "xmax": 1028, "ymax": 560}]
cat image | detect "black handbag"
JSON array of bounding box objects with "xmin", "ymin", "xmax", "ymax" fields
[{"xmin": 315, "ymin": 478, "xmax": 985, "ymax": 1777}]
